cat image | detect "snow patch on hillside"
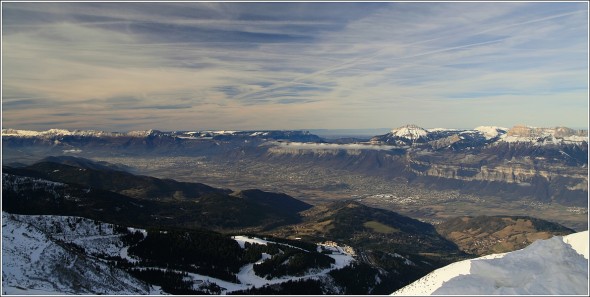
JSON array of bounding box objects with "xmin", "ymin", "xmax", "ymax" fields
[
  {"xmin": 227, "ymin": 235, "xmax": 355, "ymax": 293},
  {"xmin": 232, "ymin": 235, "xmax": 270, "ymax": 248}
]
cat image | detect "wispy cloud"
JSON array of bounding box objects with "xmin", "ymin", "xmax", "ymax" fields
[{"xmin": 2, "ymin": 2, "xmax": 587, "ymax": 131}]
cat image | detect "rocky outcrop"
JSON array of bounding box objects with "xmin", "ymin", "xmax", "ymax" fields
[
  {"xmin": 506, "ymin": 125, "xmax": 586, "ymax": 138},
  {"xmin": 502, "ymin": 125, "xmax": 588, "ymax": 144}
]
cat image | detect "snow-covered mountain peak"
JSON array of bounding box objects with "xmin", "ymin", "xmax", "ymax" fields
[
  {"xmin": 474, "ymin": 126, "xmax": 508, "ymax": 140},
  {"xmin": 44, "ymin": 128, "xmax": 73, "ymax": 135},
  {"xmin": 392, "ymin": 231, "xmax": 589, "ymax": 295},
  {"xmin": 126, "ymin": 129, "xmax": 159, "ymax": 137},
  {"xmin": 390, "ymin": 125, "xmax": 429, "ymax": 140}
]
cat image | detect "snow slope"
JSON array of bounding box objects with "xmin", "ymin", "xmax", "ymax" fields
[
  {"xmin": 392, "ymin": 231, "xmax": 589, "ymax": 295},
  {"xmin": 1, "ymin": 213, "xmax": 356, "ymax": 295},
  {"xmin": 391, "ymin": 125, "xmax": 429, "ymax": 140},
  {"xmin": 1, "ymin": 212, "xmax": 159, "ymax": 295},
  {"xmin": 474, "ymin": 126, "xmax": 508, "ymax": 139}
]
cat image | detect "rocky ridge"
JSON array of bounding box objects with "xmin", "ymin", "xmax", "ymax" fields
[{"xmin": 370, "ymin": 124, "xmax": 587, "ymax": 147}]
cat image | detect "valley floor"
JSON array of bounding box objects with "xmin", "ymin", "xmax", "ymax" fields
[{"xmin": 93, "ymin": 156, "xmax": 588, "ymax": 231}]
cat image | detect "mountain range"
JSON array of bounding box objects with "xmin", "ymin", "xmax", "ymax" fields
[
  {"xmin": 370, "ymin": 124, "xmax": 587, "ymax": 147},
  {"xmin": 3, "ymin": 124, "xmax": 586, "ymax": 144},
  {"xmin": 3, "ymin": 124, "xmax": 587, "ymax": 228}
]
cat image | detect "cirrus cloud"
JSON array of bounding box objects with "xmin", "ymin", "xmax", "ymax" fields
[{"xmin": 2, "ymin": 2, "xmax": 588, "ymax": 131}]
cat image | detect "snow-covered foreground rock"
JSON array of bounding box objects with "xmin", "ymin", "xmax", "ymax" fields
[
  {"xmin": 392, "ymin": 231, "xmax": 589, "ymax": 295},
  {"xmin": 1, "ymin": 212, "xmax": 162, "ymax": 295}
]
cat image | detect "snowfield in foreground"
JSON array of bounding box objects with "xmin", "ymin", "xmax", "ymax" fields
[{"xmin": 392, "ymin": 231, "xmax": 589, "ymax": 295}]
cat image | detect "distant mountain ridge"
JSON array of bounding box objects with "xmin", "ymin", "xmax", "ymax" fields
[
  {"xmin": 370, "ymin": 124, "xmax": 587, "ymax": 147},
  {"xmin": 3, "ymin": 124, "xmax": 587, "ymax": 145},
  {"xmin": 3, "ymin": 125, "xmax": 586, "ymax": 155},
  {"xmin": 1, "ymin": 128, "xmax": 160, "ymax": 138},
  {"xmin": 1, "ymin": 128, "xmax": 323, "ymax": 142}
]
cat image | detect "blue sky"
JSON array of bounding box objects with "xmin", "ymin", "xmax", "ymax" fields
[{"xmin": 2, "ymin": 2, "xmax": 588, "ymax": 131}]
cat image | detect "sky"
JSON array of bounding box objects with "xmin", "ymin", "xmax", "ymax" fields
[{"xmin": 1, "ymin": 1, "xmax": 588, "ymax": 132}]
